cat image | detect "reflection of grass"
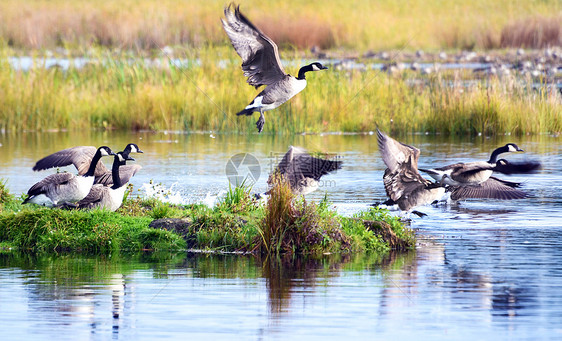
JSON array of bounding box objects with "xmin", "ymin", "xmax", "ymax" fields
[
  {"xmin": 0, "ymin": 0, "xmax": 560, "ymax": 50},
  {"xmin": 0, "ymin": 49, "xmax": 559, "ymax": 135}
]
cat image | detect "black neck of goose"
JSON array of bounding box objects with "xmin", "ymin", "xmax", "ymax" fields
[
  {"xmin": 85, "ymin": 150, "xmax": 103, "ymax": 177},
  {"xmin": 488, "ymin": 146, "xmax": 508, "ymax": 163},
  {"xmin": 297, "ymin": 65, "xmax": 313, "ymax": 80},
  {"xmin": 111, "ymin": 156, "xmax": 126, "ymax": 190}
]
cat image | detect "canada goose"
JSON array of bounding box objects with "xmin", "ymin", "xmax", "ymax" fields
[
  {"xmin": 65, "ymin": 151, "xmax": 135, "ymax": 211},
  {"xmin": 222, "ymin": 4, "xmax": 328, "ymax": 133},
  {"xmin": 23, "ymin": 146, "xmax": 114, "ymax": 207},
  {"xmin": 418, "ymin": 143, "xmax": 524, "ymax": 186},
  {"xmin": 32, "ymin": 143, "xmax": 143, "ymax": 186},
  {"xmin": 269, "ymin": 146, "xmax": 342, "ymax": 195},
  {"xmin": 444, "ymin": 158, "xmax": 541, "ymax": 200},
  {"xmin": 377, "ymin": 129, "xmax": 446, "ymax": 214}
]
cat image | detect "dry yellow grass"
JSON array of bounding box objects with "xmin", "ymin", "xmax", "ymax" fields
[{"xmin": 0, "ymin": 0, "xmax": 560, "ymax": 51}]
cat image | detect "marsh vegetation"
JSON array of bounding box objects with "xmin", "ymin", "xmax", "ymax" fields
[{"xmin": 0, "ymin": 180, "xmax": 413, "ymax": 254}]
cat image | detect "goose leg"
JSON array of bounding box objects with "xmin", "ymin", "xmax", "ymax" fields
[{"xmin": 256, "ymin": 111, "xmax": 265, "ymax": 133}]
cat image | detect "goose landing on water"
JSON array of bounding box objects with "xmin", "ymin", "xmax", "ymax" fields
[
  {"xmin": 222, "ymin": 4, "xmax": 328, "ymax": 133},
  {"xmin": 418, "ymin": 144, "xmax": 541, "ymax": 201},
  {"xmin": 23, "ymin": 146, "xmax": 114, "ymax": 207},
  {"xmin": 418, "ymin": 143, "xmax": 524, "ymax": 186},
  {"xmin": 376, "ymin": 129, "xmax": 446, "ymax": 217}
]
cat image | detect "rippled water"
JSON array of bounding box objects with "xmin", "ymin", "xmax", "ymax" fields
[{"xmin": 1, "ymin": 131, "xmax": 561, "ymax": 339}]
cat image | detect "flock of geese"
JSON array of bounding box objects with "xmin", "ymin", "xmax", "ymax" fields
[{"xmin": 21, "ymin": 4, "xmax": 542, "ymax": 217}]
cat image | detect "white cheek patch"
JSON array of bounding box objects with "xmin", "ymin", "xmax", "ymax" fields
[{"xmin": 312, "ymin": 64, "xmax": 320, "ymax": 71}]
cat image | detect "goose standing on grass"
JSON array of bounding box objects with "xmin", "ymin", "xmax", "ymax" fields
[
  {"xmin": 62, "ymin": 151, "xmax": 136, "ymax": 211},
  {"xmin": 23, "ymin": 146, "xmax": 114, "ymax": 207},
  {"xmin": 376, "ymin": 129, "xmax": 446, "ymax": 216},
  {"xmin": 222, "ymin": 4, "xmax": 328, "ymax": 133},
  {"xmin": 32, "ymin": 143, "xmax": 143, "ymax": 186},
  {"xmin": 269, "ymin": 146, "xmax": 342, "ymax": 195}
]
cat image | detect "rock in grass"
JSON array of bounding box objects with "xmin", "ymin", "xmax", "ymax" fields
[{"xmin": 149, "ymin": 218, "xmax": 193, "ymax": 236}]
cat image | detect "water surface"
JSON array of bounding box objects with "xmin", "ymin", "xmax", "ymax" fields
[{"xmin": 1, "ymin": 132, "xmax": 561, "ymax": 339}]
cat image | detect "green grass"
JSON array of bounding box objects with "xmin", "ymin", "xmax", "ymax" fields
[
  {"xmin": 0, "ymin": 179, "xmax": 414, "ymax": 254},
  {"xmin": 0, "ymin": 48, "xmax": 559, "ymax": 135}
]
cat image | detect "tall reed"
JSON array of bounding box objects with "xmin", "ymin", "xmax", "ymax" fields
[{"xmin": 0, "ymin": 49, "xmax": 560, "ymax": 135}]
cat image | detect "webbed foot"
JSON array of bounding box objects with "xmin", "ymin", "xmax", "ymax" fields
[{"xmin": 256, "ymin": 113, "xmax": 265, "ymax": 133}]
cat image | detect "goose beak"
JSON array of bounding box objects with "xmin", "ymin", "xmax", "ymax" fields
[
  {"xmin": 126, "ymin": 156, "xmax": 136, "ymax": 161},
  {"xmin": 517, "ymin": 147, "xmax": 524, "ymax": 152},
  {"xmin": 138, "ymin": 149, "xmax": 144, "ymax": 153},
  {"xmin": 321, "ymin": 65, "xmax": 328, "ymax": 70}
]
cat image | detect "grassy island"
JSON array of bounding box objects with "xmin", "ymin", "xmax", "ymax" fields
[{"xmin": 0, "ymin": 179, "xmax": 414, "ymax": 255}]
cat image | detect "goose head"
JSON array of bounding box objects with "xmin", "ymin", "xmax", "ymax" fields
[
  {"xmin": 125, "ymin": 143, "xmax": 144, "ymax": 154},
  {"xmin": 489, "ymin": 143, "xmax": 524, "ymax": 163},
  {"xmin": 505, "ymin": 143, "xmax": 524, "ymax": 153},
  {"xmin": 310, "ymin": 62, "xmax": 328, "ymax": 71},
  {"xmin": 297, "ymin": 62, "xmax": 328, "ymax": 79},
  {"xmin": 98, "ymin": 146, "xmax": 115, "ymax": 157}
]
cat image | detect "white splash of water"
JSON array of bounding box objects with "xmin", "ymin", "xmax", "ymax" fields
[{"xmin": 139, "ymin": 181, "xmax": 225, "ymax": 207}]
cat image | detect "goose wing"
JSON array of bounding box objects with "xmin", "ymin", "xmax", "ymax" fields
[
  {"xmin": 383, "ymin": 166, "xmax": 443, "ymax": 211},
  {"xmin": 33, "ymin": 146, "xmax": 109, "ymax": 176},
  {"xmin": 222, "ymin": 4, "xmax": 286, "ymax": 88},
  {"xmin": 450, "ymin": 177, "xmax": 528, "ymax": 200},
  {"xmin": 27, "ymin": 172, "xmax": 75, "ymax": 196},
  {"xmin": 488, "ymin": 175, "xmax": 521, "ymax": 188},
  {"xmin": 94, "ymin": 165, "xmax": 142, "ymax": 186},
  {"xmin": 493, "ymin": 159, "xmax": 542, "ymax": 175},
  {"xmin": 377, "ymin": 129, "xmax": 421, "ymax": 172},
  {"xmin": 293, "ymin": 151, "xmax": 342, "ymax": 181},
  {"xmin": 76, "ymin": 184, "xmax": 107, "ymax": 209}
]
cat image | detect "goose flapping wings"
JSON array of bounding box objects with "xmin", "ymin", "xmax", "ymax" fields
[
  {"xmin": 271, "ymin": 146, "xmax": 342, "ymax": 194},
  {"xmin": 377, "ymin": 129, "xmax": 445, "ymax": 211},
  {"xmin": 222, "ymin": 4, "xmax": 287, "ymax": 88},
  {"xmin": 32, "ymin": 146, "xmax": 108, "ymax": 177},
  {"xmin": 449, "ymin": 176, "xmax": 528, "ymax": 200}
]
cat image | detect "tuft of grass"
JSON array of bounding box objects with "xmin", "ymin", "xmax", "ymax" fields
[
  {"xmin": 258, "ymin": 176, "xmax": 351, "ymax": 255},
  {"xmin": 216, "ymin": 182, "xmax": 260, "ymax": 214}
]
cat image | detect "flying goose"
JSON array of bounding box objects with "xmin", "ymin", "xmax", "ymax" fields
[
  {"xmin": 63, "ymin": 151, "xmax": 136, "ymax": 211},
  {"xmin": 222, "ymin": 4, "xmax": 328, "ymax": 133},
  {"xmin": 418, "ymin": 143, "xmax": 524, "ymax": 186},
  {"xmin": 268, "ymin": 146, "xmax": 342, "ymax": 195},
  {"xmin": 32, "ymin": 143, "xmax": 143, "ymax": 186},
  {"xmin": 377, "ymin": 129, "xmax": 446, "ymax": 214},
  {"xmin": 23, "ymin": 146, "xmax": 114, "ymax": 207}
]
